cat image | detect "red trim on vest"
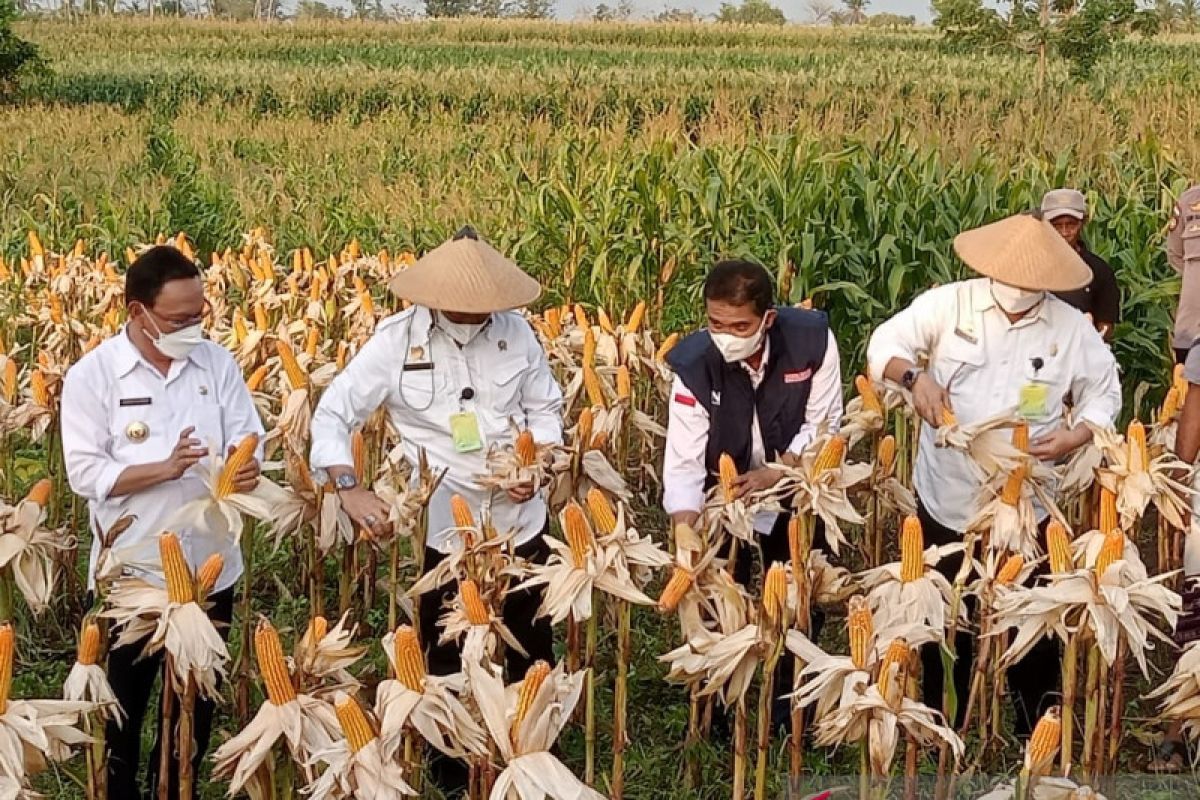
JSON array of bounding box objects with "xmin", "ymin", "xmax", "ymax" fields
[
  {"xmin": 784, "ymin": 368, "xmax": 812, "ymax": 384},
  {"xmin": 674, "ymin": 392, "xmax": 696, "ymax": 407}
]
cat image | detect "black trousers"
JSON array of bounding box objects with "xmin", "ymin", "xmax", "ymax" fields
[
  {"xmin": 105, "ymin": 586, "xmax": 235, "ymax": 800},
  {"xmin": 418, "ymin": 532, "xmax": 555, "ymax": 797},
  {"xmin": 916, "ymin": 502, "xmax": 1059, "ymax": 737}
]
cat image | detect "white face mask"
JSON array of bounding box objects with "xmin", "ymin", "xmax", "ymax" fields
[
  {"xmin": 144, "ymin": 313, "xmax": 204, "ymax": 361},
  {"xmin": 710, "ymin": 315, "xmax": 768, "ymax": 363},
  {"xmin": 990, "ymin": 280, "xmax": 1046, "ymax": 315},
  {"xmin": 437, "ymin": 313, "xmax": 489, "ymax": 346}
]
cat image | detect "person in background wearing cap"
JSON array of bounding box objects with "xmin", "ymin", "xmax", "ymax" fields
[
  {"xmin": 867, "ymin": 211, "xmax": 1121, "ymax": 737},
  {"xmin": 1167, "ymin": 184, "xmax": 1200, "ymax": 364},
  {"xmin": 663, "ymin": 258, "xmax": 844, "ymax": 728},
  {"xmin": 1041, "ymin": 189, "xmax": 1120, "ymax": 341},
  {"xmin": 309, "ymin": 227, "xmax": 563, "ymax": 796}
]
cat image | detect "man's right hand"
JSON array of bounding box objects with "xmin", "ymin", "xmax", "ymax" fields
[
  {"xmin": 162, "ymin": 426, "xmax": 208, "ymax": 480},
  {"xmin": 912, "ymin": 373, "xmax": 953, "ymax": 428},
  {"xmin": 339, "ymin": 486, "xmax": 392, "ymax": 539}
]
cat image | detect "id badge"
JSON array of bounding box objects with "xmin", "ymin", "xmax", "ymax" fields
[
  {"xmin": 1018, "ymin": 381, "xmax": 1050, "ymax": 421},
  {"xmin": 450, "ymin": 411, "xmax": 484, "ymax": 453}
]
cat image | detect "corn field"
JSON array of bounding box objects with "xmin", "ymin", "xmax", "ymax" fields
[{"xmin": 1, "ymin": 16, "xmax": 1200, "ymax": 800}]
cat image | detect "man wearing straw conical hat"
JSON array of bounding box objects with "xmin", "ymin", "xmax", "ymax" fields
[
  {"xmin": 867, "ymin": 211, "xmax": 1121, "ymax": 736},
  {"xmin": 310, "ymin": 227, "xmax": 562, "ymax": 795}
]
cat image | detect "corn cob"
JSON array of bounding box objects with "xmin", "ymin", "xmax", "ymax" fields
[
  {"xmin": 77, "ymin": 622, "xmax": 101, "ymax": 667},
  {"xmin": 1160, "ymin": 386, "xmax": 1182, "ymax": 425},
  {"xmin": 616, "ymin": 365, "xmax": 632, "ymax": 401},
  {"xmin": 1023, "ymin": 706, "xmax": 1062, "ymax": 774},
  {"xmin": 877, "ymin": 435, "xmax": 896, "ymax": 474},
  {"xmin": 655, "ymin": 332, "xmax": 680, "ymax": 362},
  {"xmin": 1099, "ymin": 486, "xmax": 1118, "ymax": 535},
  {"xmin": 0, "ymin": 623, "xmax": 13, "ymax": 715},
  {"xmin": 2, "ymin": 359, "xmax": 16, "ymax": 404},
  {"xmin": 996, "ymin": 554, "xmax": 1024, "ymax": 585},
  {"xmin": 255, "ymin": 619, "xmax": 297, "ymax": 706},
  {"xmin": 589, "ymin": 431, "xmax": 610, "ymax": 451},
  {"xmin": 788, "ymin": 515, "xmax": 810, "ymax": 571},
  {"xmin": 583, "ymin": 366, "xmax": 606, "ymax": 408},
  {"xmin": 544, "ymin": 307, "xmax": 562, "ymax": 339},
  {"xmin": 25, "ymin": 478, "xmax": 52, "ymax": 508},
  {"xmin": 275, "ymin": 339, "xmax": 307, "ymax": 391},
  {"xmin": 573, "ymin": 304, "xmax": 589, "ymax": 331},
  {"xmin": 855, "ymin": 375, "xmax": 882, "ymax": 415},
  {"xmin": 253, "ymin": 301, "xmax": 269, "ymax": 331},
  {"xmin": 847, "ymin": 596, "xmax": 873, "ymax": 670},
  {"xmin": 941, "ymin": 407, "xmax": 957, "ymax": 427},
  {"xmin": 351, "ymin": 430, "xmax": 366, "ymax": 483},
  {"xmin": 353, "ymin": 276, "xmax": 374, "ymax": 317},
  {"xmin": 515, "ymin": 430, "xmax": 538, "ymax": 467},
  {"xmin": 586, "ymin": 489, "xmax": 618, "ymax": 535},
  {"xmin": 581, "ymin": 326, "xmax": 597, "ymax": 368},
  {"xmin": 27, "ymin": 230, "xmax": 43, "ymax": 258},
  {"xmin": 216, "ymin": 434, "xmax": 259, "ymax": 500},
  {"xmin": 1095, "ymin": 528, "xmax": 1124, "ymax": 577},
  {"xmin": 30, "ymin": 368, "xmax": 49, "ymax": 407},
  {"xmin": 160, "ymin": 533, "xmax": 195, "ymax": 605},
  {"xmin": 304, "ymin": 327, "xmax": 320, "ymax": 358},
  {"xmin": 719, "ymin": 453, "xmax": 738, "ymax": 504},
  {"xmin": 335, "ymin": 694, "xmax": 376, "ymax": 754},
  {"xmin": 577, "ymin": 407, "xmax": 595, "ymax": 449},
  {"xmin": 392, "ymin": 625, "xmax": 425, "ymax": 692},
  {"xmin": 196, "ymin": 554, "xmax": 224, "ymax": 598},
  {"xmin": 563, "ymin": 502, "xmax": 594, "ymax": 567},
  {"xmin": 813, "ymin": 436, "xmax": 847, "ymax": 476},
  {"xmin": 877, "ymin": 638, "xmax": 910, "ymax": 704},
  {"xmin": 451, "ymin": 495, "xmax": 475, "ymax": 530},
  {"xmin": 1047, "ymin": 521, "xmax": 1073, "ymax": 574},
  {"xmin": 657, "ymin": 567, "xmax": 694, "ymax": 613},
  {"xmin": 246, "ymin": 364, "xmax": 269, "ymax": 392},
  {"xmin": 597, "ymin": 307, "xmax": 616, "ymax": 335},
  {"xmin": 626, "ymin": 301, "xmax": 646, "ymax": 333},
  {"xmin": 306, "ymin": 615, "xmax": 329, "ymax": 645},
  {"xmin": 336, "ymin": 341, "xmax": 349, "ymax": 371},
  {"xmin": 900, "ymin": 515, "xmax": 924, "ymax": 583},
  {"xmin": 1127, "ymin": 419, "xmax": 1148, "ymax": 474},
  {"xmin": 1001, "ymin": 463, "xmax": 1028, "ymax": 506},
  {"xmin": 460, "ymin": 579, "xmax": 490, "ymax": 624},
  {"xmin": 1012, "ymin": 421, "xmax": 1029, "ymax": 453},
  {"xmin": 512, "ymin": 660, "xmax": 551, "ymax": 745},
  {"xmin": 762, "ymin": 563, "xmax": 788, "ymax": 628}
]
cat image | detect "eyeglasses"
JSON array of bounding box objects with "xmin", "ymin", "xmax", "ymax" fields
[{"xmin": 142, "ymin": 301, "xmax": 211, "ymax": 332}]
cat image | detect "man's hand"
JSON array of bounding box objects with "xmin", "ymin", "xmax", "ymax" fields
[
  {"xmin": 733, "ymin": 467, "xmax": 783, "ymax": 499},
  {"xmin": 1029, "ymin": 426, "xmax": 1091, "ymax": 463},
  {"xmin": 339, "ymin": 486, "xmax": 392, "ymax": 539},
  {"xmin": 506, "ymin": 481, "xmax": 536, "ymax": 504},
  {"xmin": 162, "ymin": 426, "xmax": 208, "ymax": 480},
  {"xmin": 227, "ymin": 443, "xmax": 261, "ymax": 494},
  {"xmin": 912, "ymin": 374, "xmax": 952, "ymax": 428}
]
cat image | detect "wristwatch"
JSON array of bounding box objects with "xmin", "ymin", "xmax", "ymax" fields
[
  {"xmin": 900, "ymin": 368, "xmax": 922, "ymax": 391},
  {"xmin": 334, "ymin": 473, "xmax": 358, "ymax": 492}
]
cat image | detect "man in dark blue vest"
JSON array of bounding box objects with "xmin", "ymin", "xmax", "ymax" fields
[{"xmin": 662, "ymin": 259, "xmax": 844, "ymax": 723}]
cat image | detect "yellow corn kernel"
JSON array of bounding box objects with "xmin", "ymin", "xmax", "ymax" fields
[
  {"xmin": 576, "ymin": 407, "xmax": 594, "ymax": 449},
  {"xmin": 24, "ymin": 478, "xmax": 52, "ymax": 508},
  {"xmin": 616, "ymin": 365, "xmax": 632, "ymax": 401},
  {"xmin": 513, "ymin": 660, "xmax": 551, "ymax": 741},
  {"xmin": 788, "ymin": 515, "xmax": 810, "ymax": 572},
  {"xmin": 460, "ymin": 579, "xmax": 489, "ymax": 625},
  {"xmin": 354, "ymin": 276, "xmax": 375, "ymax": 318},
  {"xmin": 1095, "ymin": 528, "xmax": 1125, "ymax": 577},
  {"xmin": 762, "ymin": 563, "xmax": 788, "ymax": 629},
  {"xmin": 583, "ymin": 366, "xmax": 606, "ymax": 408},
  {"xmin": 1012, "ymin": 421, "xmax": 1029, "ymax": 453},
  {"xmin": 2, "ymin": 359, "xmax": 16, "ymax": 404},
  {"xmin": 877, "ymin": 435, "xmax": 896, "ymax": 474},
  {"xmin": 275, "ymin": 339, "xmax": 307, "ymax": 392},
  {"xmin": 336, "ymin": 341, "xmax": 349, "ymax": 371},
  {"xmin": 877, "ymin": 638, "xmax": 910, "ymax": 703},
  {"xmin": 306, "ymin": 615, "xmax": 329, "ymax": 646},
  {"xmin": 625, "ymin": 301, "xmax": 646, "ymax": 334},
  {"xmin": 1159, "ymin": 386, "xmax": 1182, "ymax": 425},
  {"xmin": 847, "ymin": 596, "xmax": 873, "ymax": 670},
  {"xmin": 515, "ymin": 430, "xmax": 538, "ymax": 467},
  {"xmin": 586, "ymin": 488, "xmax": 618, "ymax": 536},
  {"xmin": 347, "ymin": 239, "xmax": 361, "ymax": 260},
  {"xmin": 813, "ymin": 436, "xmax": 847, "ymax": 476},
  {"xmin": 246, "ymin": 364, "xmax": 269, "ymax": 393},
  {"xmin": 0, "ymin": 623, "xmax": 12, "ymax": 715},
  {"xmin": 30, "ymin": 368, "xmax": 49, "ymax": 407},
  {"xmin": 160, "ymin": 533, "xmax": 194, "ymax": 605},
  {"xmin": 351, "ymin": 430, "xmax": 366, "ymax": 483},
  {"xmin": 855, "ymin": 375, "xmax": 882, "ymax": 415},
  {"xmin": 335, "ymin": 694, "xmax": 376, "ymax": 754},
  {"xmin": 996, "ymin": 554, "xmax": 1024, "ymax": 585},
  {"xmin": 392, "ymin": 625, "xmax": 425, "ymax": 692},
  {"xmin": 77, "ymin": 622, "xmax": 101, "ymax": 667},
  {"xmin": 255, "ymin": 619, "xmax": 297, "ymax": 706},
  {"xmin": 900, "ymin": 515, "xmax": 924, "ymax": 583},
  {"xmin": 572, "ymin": 304, "xmax": 589, "ymax": 331},
  {"xmin": 563, "ymin": 502, "xmax": 594, "ymax": 568},
  {"xmin": 1024, "ymin": 706, "xmax": 1062, "ymax": 774},
  {"xmin": 27, "ymin": 230, "xmax": 43, "ymax": 259},
  {"xmin": 544, "ymin": 307, "xmax": 562, "ymax": 340},
  {"xmin": 217, "ymin": 434, "xmax": 259, "ymax": 500},
  {"xmin": 719, "ymin": 453, "xmax": 738, "ymax": 504},
  {"xmin": 655, "ymin": 332, "xmax": 680, "ymax": 362},
  {"xmin": 196, "ymin": 554, "xmax": 224, "ymax": 598},
  {"xmin": 253, "ymin": 301, "xmax": 269, "ymax": 331},
  {"xmin": 304, "ymin": 327, "xmax": 320, "ymax": 359},
  {"xmin": 941, "ymin": 407, "xmax": 957, "ymax": 427},
  {"xmin": 1099, "ymin": 486, "xmax": 1118, "ymax": 535},
  {"xmin": 589, "ymin": 430, "xmax": 610, "ymax": 452},
  {"xmin": 451, "ymin": 495, "xmax": 475, "ymax": 530},
  {"xmin": 597, "ymin": 307, "xmax": 616, "ymax": 336},
  {"xmin": 1127, "ymin": 419, "xmax": 1148, "ymax": 474},
  {"xmin": 657, "ymin": 567, "xmax": 694, "ymax": 613},
  {"xmin": 1047, "ymin": 521, "xmax": 1073, "ymax": 574},
  {"xmin": 1001, "ymin": 463, "xmax": 1028, "ymax": 506}
]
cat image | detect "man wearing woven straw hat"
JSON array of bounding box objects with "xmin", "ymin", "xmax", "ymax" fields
[
  {"xmin": 867, "ymin": 211, "xmax": 1121, "ymax": 736},
  {"xmin": 310, "ymin": 227, "xmax": 562, "ymax": 795}
]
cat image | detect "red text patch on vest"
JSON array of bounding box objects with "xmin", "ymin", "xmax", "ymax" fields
[
  {"xmin": 784, "ymin": 369, "xmax": 812, "ymax": 384},
  {"xmin": 673, "ymin": 392, "xmax": 696, "ymax": 407}
]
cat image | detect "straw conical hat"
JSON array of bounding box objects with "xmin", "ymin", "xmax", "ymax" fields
[
  {"xmin": 953, "ymin": 213, "xmax": 1091, "ymax": 292},
  {"xmin": 387, "ymin": 228, "xmax": 541, "ymax": 313}
]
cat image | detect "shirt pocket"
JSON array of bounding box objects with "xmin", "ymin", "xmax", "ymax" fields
[
  {"xmin": 484, "ymin": 356, "xmax": 528, "ymax": 428},
  {"xmin": 180, "ymin": 403, "xmax": 226, "ymax": 457},
  {"xmin": 109, "ymin": 402, "xmax": 172, "ymax": 465},
  {"xmin": 396, "ymin": 366, "xmax": 438, "ymax": 412},
  {"xmin": 931, "ymin": 334, "xmax": 985, "ymax": 394}
]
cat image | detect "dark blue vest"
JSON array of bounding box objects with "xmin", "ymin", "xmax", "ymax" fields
[{"xmin": 667, "ymin": 307, "xmax": 830, "ymax": 490}]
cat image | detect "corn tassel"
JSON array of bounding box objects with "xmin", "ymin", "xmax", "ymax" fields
[
  {"xmin": 1127, "ymin": 419, "xmax": 1148, "ymax": 474},
  {"xmin": 762, "ymin": 563, "xmax": 788, "ymax": 629},
  {"xmin": 335, "ymin": 694, "xmax": 376, "ymax": 754},
  {"xmin": 1099, "ymin": 487, "xmax": 1118, "ymax": 535},
  {"xmin": 657, "ymin": 568, "xmax": 693, "ymax": 613},
  {"xmin": 626, "ymin": 301, "xmax": 646, "ymax": 333},
  {"xmin": 586, "ymin": 489, "xmax": 618, "ymax": 535},
  {"xmin": 275, "ymin": 339, "xmax": 307, "ymax": 391},
  {"xmin": 160, "ymin": 533, "xmax": 195, "ymax": 605},
  {"xmin": 1012, "ymin": 421, "xmax": 1029, "ymax": 453},
  {"xmin": 255, "ymin": 619, "xmax": 297, "ymax": 706},
  {"xmin": 1001, "ymin": 463, "xmax": 1028, "ymax": 506},
  {"xmin": 392, "ymin": 626, "xmax": 425, "ymax": 692},
  {"xmin": 451, "ymin": 495, "xmax": 474, "ymax": 530},
  {"xmin": 460, "ymin": 580, "xmax": 489, "ymax": 625},
  {"xmin": 1047, "ymin": 521, "xmax": 1073, "ymax": 574},
  {"xmin": 848, "ymin": 597, "xmax": 873, "ymax": 670},
  {"xmin": 813, "ymin": 436, "xmax": 847, "ymax": 476},
  {"xmin": 877, "ymin": 435, "xmax": 896, "ymax": 474},
  {"xmin": 216, "ymin": 434, "xmax": 259, "ymax": 500},
  {"xmin": 616, "ymin": 365, "xmax": 632, "ymax": 401},
  {"xmin": 996, "ymin": 554, "xmax": 1024, "ymax": 585},
  {"xmin": 515, "ymin": 430, "xmax": 538, "ymax": 467},
  {"xmin": 655, "ymin": 332, "xmax": 680, "ymax": 362},
  {"xmin": 0, "ymin": 623, "xmax": 12, "ymax": 715},
  {"xmin": 855, "ymin": 375, "xmax": 882, "ymax": 415},
  {"xmin": 577, "ymin": 408, "xmax": 594, "ymax": 449},
  {"xmin": 719, "ymin": 453, "xmax": 738, "ymax": 504},
  {"xmin": 1095, "ymin": 528, "xmax": 1125, "ymax": 577},
  {"xmin": 1024, "ymin": 706, "xmax": 1062, "ymax": 774},
  {"xmin": 900, "ymin": 516, "xmax": 924, "ymax": 583},
  {"xmin": 513, "ymin": 660, "xmax": 551, "ymax": 744},
  {"xmin": 24, "ymin": 478, "xmax": 52, "ymax": 508},
  {"xmin": 77, "ymin": 622, "xmax": 101, "ymax": 667},
  {"xmin": 563, "ymin": 502, "xmax": 594, "ymax": 568}
]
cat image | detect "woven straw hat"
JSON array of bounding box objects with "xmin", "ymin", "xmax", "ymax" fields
[
  {"xmin": 387, "ymin": 227, "xmax": 541, "ymax": 313},
  {"xmin": 953, "ymin": 213, "xmax": 1091, "ymax": 292}
]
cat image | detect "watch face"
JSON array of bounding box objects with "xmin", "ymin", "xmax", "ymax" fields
[{"xmin": 336, "ymin": 474, "xmax": 357, "ymax": 490}]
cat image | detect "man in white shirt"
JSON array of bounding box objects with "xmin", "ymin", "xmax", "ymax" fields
[
  {"xmin": 309, "ymin": 227, "xmax": 563, "ymax": 796},
  {"xmin": 867, "ymin": 211, "xmax": 1121, "ymax": 736},
  {"xmin": 662, "ymin": 258, "xmax": 843, "ymax": 727},
  {"xmin": 61, "ymin": 245, "xmax": 263, "ymax": 800}
]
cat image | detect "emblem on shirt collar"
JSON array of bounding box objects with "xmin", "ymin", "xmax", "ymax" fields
[
  {"xmin": 125, "ymin": 421, "xmax": 149, "ymax": 443},
  {"xmin": 498, "ymin": 340, "xmax": 507, "ymax": 352},
  {"xmin": 410, "ymin": 346, "xmax": 425, "ymax": 362},
  {"xmin": 199, "ymin": 385, "xmax": 208, "ymax": 396}
]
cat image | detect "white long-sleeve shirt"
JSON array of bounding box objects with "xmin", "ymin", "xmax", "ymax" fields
[
  {"xmin": 61, "ymin": 328, "xmax": 265, "ymax": 592},
  {"xmin": 662, "ymin": 330, "xmax": 844, "ymax": 532},
  {"xmin": 309, "ymin": 305, "xmax": 564, "ymax": 552},
  {"xmin": 867, "ymin": 278, "xmax": 1121, "ymax": 532}
]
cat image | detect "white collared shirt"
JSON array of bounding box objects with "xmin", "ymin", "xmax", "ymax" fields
[
  {"xmin": 662, "ymin": 330, "xmax": 843, "ymax": 532},
  {"xmin": 867, "ymin": 278, "xmax": 1121, "ymax": 532},
  {"xmin": 309, "ymin": 306, "xmax": 564, "ymax": 552},
  {"xmin": 61, "ymin": 328, "xmax": 265, "ymax": 592}
]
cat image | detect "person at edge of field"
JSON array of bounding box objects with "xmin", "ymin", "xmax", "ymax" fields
[
  {"xmin": 1041, "ymin": 188, "xmax": 1121, "ymax": 341},
  {"xmin": 866, "ymin": 210, "xmax": 1121, "ymax": 737},
  {"xmin": 662, "ymin": 258, "xmax": 844, "ymax": 729},
  {"xmin": 61, "ymin": 245, "xmax": 265, "ymax": 800},
  {"xmin": 308, "ymin": 226, "xmax": 563, "ymax": 798},
  {"xmin": 1168, "ymin": 184, "xmax": 1200, "ymax": 364}
]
